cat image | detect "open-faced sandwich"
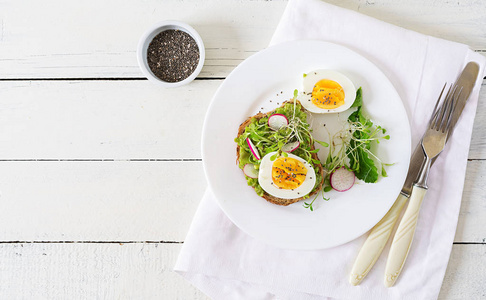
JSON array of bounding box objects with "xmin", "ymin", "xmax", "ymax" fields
[
  {"xmin": 235, "ymin": 70, "xmax": 391, "ymax": 210},
  {"xmin": 234, "ymin": 93, "xmax": 326, "ymax": 206}
]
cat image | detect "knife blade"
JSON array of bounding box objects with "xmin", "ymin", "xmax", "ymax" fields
[{"xmin": 349, "ymin": 62, "xmax": 480, "ymax": 286}]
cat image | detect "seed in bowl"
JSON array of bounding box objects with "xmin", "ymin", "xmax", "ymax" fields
[{"xmin": 147, "ymin": 29, "xmax": 200, "ymax": 83}]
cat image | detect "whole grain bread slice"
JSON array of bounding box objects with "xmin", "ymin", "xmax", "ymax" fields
[{"xmin": 236, "ymin": 101, "xmax": 325, "ymax": 206}]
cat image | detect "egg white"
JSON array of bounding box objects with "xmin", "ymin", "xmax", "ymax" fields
[
  {"xmin": 258, "ymin": 152, "xmax": 317, "ymax": 199},
  {"xmin": 299, "ymin": 70, "xmax": 356, "ymax": 114}
]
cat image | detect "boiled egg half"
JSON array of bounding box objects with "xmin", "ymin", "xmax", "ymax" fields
[
  {"xmin": 300, "ymin": 70, "xmax": 356, "ymax": 113},
  {"xmin": 258, "ymin": 152, "xmax": 316, "ymax": 199}
]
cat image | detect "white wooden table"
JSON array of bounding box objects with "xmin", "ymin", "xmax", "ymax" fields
[{"xmin": 0, "ymin": 1, "xmax": 485, "ymax": 299}]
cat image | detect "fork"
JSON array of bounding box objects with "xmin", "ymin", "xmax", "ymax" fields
[{"xmin": 383, "ymin": 85, "xmax": 459, "ymax": 287}]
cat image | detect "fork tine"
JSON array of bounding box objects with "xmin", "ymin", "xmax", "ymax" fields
[
  {"xmin": 429, "ymin": 83, "xmax": 449, "ymax": 129},
  {"xmin": 429, "ymin": 83, "xmax": 447, "ymax": 127},
  {"xmin": 431, "ymin": 84, "xmax": 455, "ymax": 130},
  {"xmin": 434, "ymin": 84, "xmax": 460, "ymax": 133},
  {"xmin": 438, "ymin": 85, "xmax": 457, "ymax": 131}
]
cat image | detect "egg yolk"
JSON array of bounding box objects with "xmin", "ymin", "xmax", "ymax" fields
[
  {"xmin": 311, "ymin": 79, "xmax": 345, "ymax": 109},
  {"xmin": 272, "ymin": 157, "xmax": 308, "ymax": 190}
]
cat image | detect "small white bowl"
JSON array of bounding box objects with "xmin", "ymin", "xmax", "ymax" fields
[{"xmin": 137, "ymin": 21, "xmax": 205, "ymax": 88}]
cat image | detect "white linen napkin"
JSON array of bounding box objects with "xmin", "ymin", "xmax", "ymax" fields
[{"xmin": 175, "ymin": 0, "xmax": 486, "ymax": 299}]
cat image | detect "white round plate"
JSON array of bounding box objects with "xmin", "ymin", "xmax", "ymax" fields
[{"xmin": 202, "ymin": 40, "xmax": 411, "ymax": 250}]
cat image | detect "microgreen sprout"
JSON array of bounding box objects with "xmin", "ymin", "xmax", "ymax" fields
[
  {"xmin": 246, "ymin": 89, "xmax": 327, "ymax": 165},
  {"xmin": 235, "ymin": 89, "xmax": 327, "ymax": 199},
  {"xmin": 323, "ymin": 87, "xmax": 391, "ymax": 187},
  {"xmin": 303, "ymin": 194, "xmax": 317, "ymax": 211},
  {"xmin": 303, "ymin": 191, "xmax": 329, "ymax": 211}
]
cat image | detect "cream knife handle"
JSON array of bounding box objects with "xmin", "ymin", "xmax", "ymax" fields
[
  {"xmin": 349, "ymin": 193, "xmax": 408, "ymax": 285},
  {"xmin": 384, "ymin": 185, "xmax": 427, "ymax": 287}
]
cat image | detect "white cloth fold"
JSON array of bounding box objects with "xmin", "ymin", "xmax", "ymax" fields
[{"xmin": 175, "ymin": 0, "xmax": 486, "ymax": 299}]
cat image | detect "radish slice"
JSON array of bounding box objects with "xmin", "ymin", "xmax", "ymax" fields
[
  {"xmin": 268, "ymin": 114, "xmax": 288, "ymax": 130},
  {"xmin": 330, "ymin": 167, "xmax": 355, "ymax": 192},
  {"xmin": 246, "ymin": 138, "xmax": 261, "ymax": 160},
  {"xmin": 281, "ymin": 141, "xmax": 300, "ymax": 153},
  {"xmin": 243, "ymin": 164, "xmax": 259, "ymax": 178}
]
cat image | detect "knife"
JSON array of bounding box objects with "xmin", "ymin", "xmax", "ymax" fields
[{"xmin": 349, "ymin": 62, "xmax": 480, "ymax": 286}]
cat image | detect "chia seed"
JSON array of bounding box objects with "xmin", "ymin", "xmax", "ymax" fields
[{"xmin": 147, "ymin": 30, "xmax": 200, "ymax": 82}]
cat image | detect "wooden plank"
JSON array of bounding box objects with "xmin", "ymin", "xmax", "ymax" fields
[
  {"xmin": 456, "ymin": 160, "xmax": 486, "ymax": 244},
  {"xmin": 0, "ymin": 161, "xmax": 207, "ymax": 242},
  {"xmin": 0, "ymin": 0, "xmax": 485, "ymax": 79},
  {"xmin": 0, "ymin": 159, "xmax": 483, "ymax": 242},
  {"xmin": 0, "ymin": 243, "xmax": 208, "ymax": 299},
  {"xmin": 439, "ymin": 244, "xmax": 486, "ymax": 299},
  {"xmin": 0, "ymin": 80, "xmax": 484, "ymax": 160},
  {"xmin": 0, "ymin": 0, "xmax": 287, "ymax": 79},
  {"xmin": 0, "ymin": 80, "xmax": 217, "ymax": 159},
  {"xmin": 0, "ymin": 242, "xmax": 481, "ymax": 299}
]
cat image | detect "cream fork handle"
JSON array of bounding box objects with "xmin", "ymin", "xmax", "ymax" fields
[
  {"xmin": 384, "ymin": 185, "xmax": 427, "ymax": 287},
  {"xmin": 349, "ymin": 193, "xmax": 408, "ymax": 285}
]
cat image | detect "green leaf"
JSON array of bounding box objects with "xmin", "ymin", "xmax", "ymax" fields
[
  {"xmin": 381, "ymin": 165, "xmax": 388, "ymax": 177},
  {"xmin": 315, "ymin": 140, "xmax": 329, "ymax": 147},
  {"xmin": 348, "ymin": 139, "xmax": 379, "ymax": 183},
  {"xmin": 348, "ymin": 109, "xmax": 360, "ymax": 123},
  {"xmin": 293, "ymin": 89, "xmax": 298, "ymax": 99},
  {"xmin": 350, "ymin": 87, "xmax": 363, "ymax": 108}
]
